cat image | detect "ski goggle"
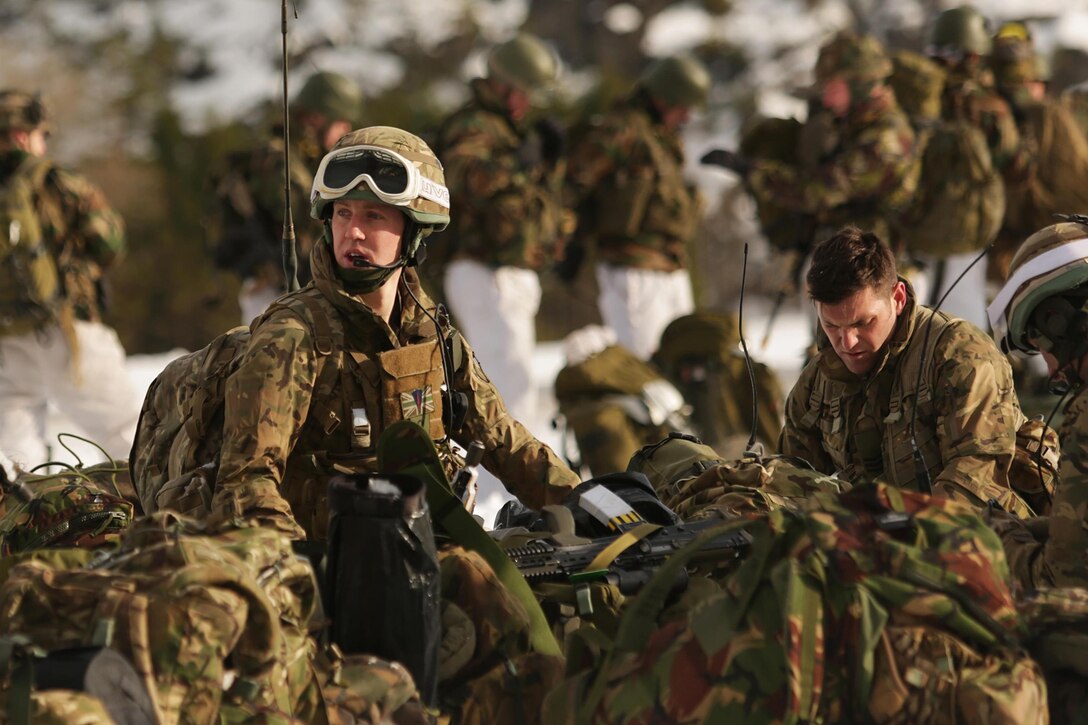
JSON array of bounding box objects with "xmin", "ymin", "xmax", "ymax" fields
[{"xmin": 311, "ymin": 144, "xmax": 450, "ymax": 210}]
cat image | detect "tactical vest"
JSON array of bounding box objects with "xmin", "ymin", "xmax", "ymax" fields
[
  {"xmin": 588, "ymin": 108, "xmax": 698, "ymax": 270},
  {"xmin": 0, "ymin": 156, "xmax": 61, "ymax": 336}
]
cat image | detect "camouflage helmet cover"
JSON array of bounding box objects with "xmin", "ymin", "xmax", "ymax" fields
[
  {"xmin": 486, "ymin": 33, "xmax": 560, "ymax": 92},
  {"xmin": 814, "ymin": 31, "xmax": 893, "ymax": 86},
  {"xmin": 310, "ymin": 126, "xmax": 450, "ymax": 237},
  {"xmin": 638, "ymin": 54, "xmax": 711, "ymax": 109},
  {"xmin": 292, "ymin": 71, "xmax": 363, "ymax": 123},
  {"xmin": 0, "ymin": 91, "xmax": 47, "ymax": 133},
  {"xmin": 929, "ymin": 5, "xmax": 993, "ymax": 58},
  {"xmin": 988, "ymin": 219, "xmax": 1088, "ymax": 355}
]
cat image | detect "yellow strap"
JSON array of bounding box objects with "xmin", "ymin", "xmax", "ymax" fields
[{"xmin": 584, "ymin": 522, "xmax": 662, "ymax": 573}]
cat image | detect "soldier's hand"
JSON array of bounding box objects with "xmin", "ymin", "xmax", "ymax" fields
[{"xmin": 700, "ymin": 148, "xmax": 750, "ymax": 177}]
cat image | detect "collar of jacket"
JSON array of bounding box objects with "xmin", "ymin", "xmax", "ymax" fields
[
  {"xmin": 821, "ymin": 276, "xmax": 920, "ymax": 383},
  {"xmin": 309, "ymin": 239, "xmax": 437, "ymax": 342},
  {"xmin": 0, "ymin": 148, "xmax": 31, "ymax": 178},
  {"xmin": 469, "ymin": 77, "xmax": 525, "ymax": 133}
]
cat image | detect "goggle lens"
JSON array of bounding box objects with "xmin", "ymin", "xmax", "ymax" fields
[{"xmin": 322, "ymin": 148, "xmax": 411, "ymax": 196}]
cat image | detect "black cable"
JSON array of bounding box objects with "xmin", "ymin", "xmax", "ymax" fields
[
  {"xmin": 738, "ymin": 243, "xmax": 759, "ymax": 454},
  {"xmin": 908, "ymin": 244, "xmax": 992, "ymax": 494},
  {"xmin": 402, "ymin": 280, "xmax": 457, "ymax": 443}
]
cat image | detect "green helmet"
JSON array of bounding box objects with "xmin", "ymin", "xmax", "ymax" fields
[
  {"xmin": 638, "ymin": 54, "xmax": 711, "ymax": 109},
  {"xmin": 929, "ymin": 5, "xmax": 993, "ymax": 59},
  {"xmin": 988, "ymin": 218, "xmax": 1088, "ymax": 359},
  {"xmin": 0, "ymin": 91, "xmax": 46, "ymax": 133},
  {"xmin": 814, "ymin": 31, "xmax": 892, "ymax": 86},
  {"xmin": 486, "ymin": 33, "xmax": 560, "ymax": 92},
  {"xmin": 292, "ymin": 71, "xmax": 363, "ymax": 123}
]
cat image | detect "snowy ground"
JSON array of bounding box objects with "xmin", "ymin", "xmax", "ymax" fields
[{"xmin": 45, "ymin": 295, "xmax": 815, "ymax": 527}]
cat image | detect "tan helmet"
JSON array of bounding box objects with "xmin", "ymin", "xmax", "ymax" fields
[
  {"xmin": 988, "ymin": 217, "xmax": 1088, "ymax": 360},
  {"xmin": 814, "ymin": 31, "xmax": 893, "ymax": 86},
  {"xmin": 0, "ymin": 91, "xmax": 47, "ymax": 133},
  {"xmin": 638, "ymin": 54, "xmax": 711, "ymax": 109},
  {"xmin": 486, "ymin": 33, "xmax": 560, "ymax": 92},
  {"xmin": 310, "ymin": 126, "xmax": 450, "ymax": 243}
]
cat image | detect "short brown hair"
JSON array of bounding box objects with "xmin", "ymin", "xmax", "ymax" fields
[{"xmin": 806, "ymin": 226, "xmax": 897, "ymax": 304}]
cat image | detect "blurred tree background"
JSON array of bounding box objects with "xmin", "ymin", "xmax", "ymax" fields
[{"xmin": 1, "ymin": 0, "xmax": 1085, "ymax": 352}]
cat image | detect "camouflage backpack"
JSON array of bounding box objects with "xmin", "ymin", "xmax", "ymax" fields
[
  {"xmin": 129, "ymin": 294, "xmax": 339, "ymax": 518},
  {"xmin": 0, "ymin": 155, "xmax": 61, "ymax": 335},
  {"xmin": 653, "ymin": 312, "xmax": 784, "ymax": 456},
  {"xmin": 543, "ymin": 482, "xmax": 1047, "ymax": 724}
]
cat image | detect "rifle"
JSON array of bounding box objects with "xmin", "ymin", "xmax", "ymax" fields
[
  {"xmin": 759, "ymin": 216, "xmax": 817, "ymax": 351},
  {"xmin": 502, "ymin": 516, "xmax": 751, "ymax": 596}
]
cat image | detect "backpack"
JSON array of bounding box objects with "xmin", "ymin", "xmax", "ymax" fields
[
  {"xmin": 0, "ymin": 156, "xmax": 61, "ymax": 334},
  {"xmin": 543, "ymin": 482, "xmax": 1048, "ymax": 724},
  {"xmin": 895, "ymin": 113, "xmax": 1005, "ymax": 258},
  {"xmin": 653, "ymin": 312, "xmax": 784, "ymax": 456},
  {"xmin": 129, "ymin": 295, "xmax": 338, "ymax": 518}
]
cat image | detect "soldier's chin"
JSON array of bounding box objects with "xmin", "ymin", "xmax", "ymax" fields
[{"xmin": 841, "ymin": 352, "xmax": 872, "ymax": 374}]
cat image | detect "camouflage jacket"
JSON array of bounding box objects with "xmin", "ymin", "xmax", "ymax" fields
[
  {"xmin": 941, "ymin": 68, "xmax": 1031, "ymax": 180},
  {"xmin": 435, "ymin": 78, "xmax": 566, "ymax": 270},
  {"xmin": 780, "ymin": 281, "xmax": 1023, "ymax": 507},
  {"xmin": 1000, "ymin": 383, "xmax": 1088, "ymax": 590},
  {"xmin": 746, "ymin": 91, "xmax": 918, "ymax": 242},
  {"xmin": 0, "ymin": 149, "xmax": 125, "ymax": 323},
  {"xmin": 213, "ymin": 241, "xmax": 580, "ymax": 541},
  {"xmin": 564, "ymin": 96, "xmax": 702, "ymax": 271},
  {"xmin": 210, "ymin": 130, "xmax": 322, "ymax": 285}
]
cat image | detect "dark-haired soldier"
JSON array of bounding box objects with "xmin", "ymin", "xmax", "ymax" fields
[{"xmin": 779, "ymin": 226, "xmax": 1028, "ymax": 513}]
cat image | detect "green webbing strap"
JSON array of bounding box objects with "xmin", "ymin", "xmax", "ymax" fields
[{"xmin": 378, "ymin": 422, "xmax": 561, "ymax": 657}]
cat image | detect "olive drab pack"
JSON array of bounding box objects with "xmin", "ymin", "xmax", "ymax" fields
[
  {"xmin": 542, "ymin": 482, "xmax": 1048, "ymax": 724},
  {"xmin": 0, "ymin": 155, "xmax": 61, "ymax": 335},
  {"xmin": 555, "ymin": 344, "xmax": 691, "ymax": 476},
  {"xmin": 894, "ymin": 117, "xmax": 1004, "ymax": 258},
  {"xmin": 653, "ymin": 312, "xmax": 784, "ymax": 457}
]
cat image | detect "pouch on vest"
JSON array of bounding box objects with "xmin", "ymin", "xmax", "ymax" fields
[
  {"xmin": 1008, "ymin": 415, "xmax": 1060, "ymax": 516},
  {"xmin": 594, "ymin": 168, "xmax": 655, "ymax": 239},
  {"xmin": 0, "ymin": 157, "xmax": 60, "ymax": 335},
  {"xmin": 377, "ymin": 342, "xmax": 446, "ymax": 442},
  {"xmin": 324, "ymin": 472, "xmax": 441, "ymax": 707}
]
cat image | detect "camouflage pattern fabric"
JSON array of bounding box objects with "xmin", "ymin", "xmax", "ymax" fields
[
  {"xmin": 940, "ymin": 66, "xmax": 1029, "ymax": 178},
  {"xmin": 0, "ymin": 148, "xmax": 125, "ymax": 325},
  {"xmin": 564, "ymin": 96, "xmax": 701, "ymax": 272},
  {"xmin": 434, "ymin": 78, "xmax": 567, "ymax": 271},
  {"xmin": 1017, "ymin": 587, "xmax": 1088, "ymax": 722},
  {"xmin": 210, "ymin": 133, "xmax": 321, "ymax": 286},
  {"xmin": 211, "ymin": 239, "xmax": 579, "ymax": 542},
  {"xmin": 320, "ymin": 653, "xmax": 428, "ymax": 725},
  {"xmin": 542, "ymin": 482, "xmax": 1047, "ymax": 724},
  {"xmin": 780, "ymin": 280, "xmax": 1030, "ymax": 514},
  {"xmin": 22, "ymin": 691, "xmax": 116, "ymax": 725},
  {"xmin": 744, "ymin": 90, "xmax": 919, "ymax": 245},
  {"xmin": 995, "ymin": 384, "xmax": 1088, "ymax": 590}
]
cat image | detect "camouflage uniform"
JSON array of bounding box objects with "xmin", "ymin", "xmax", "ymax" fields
[
  {"xmin": 436, "ymin": 76, "xmax": 567, "ymax": 423},
  {"xmin": 0, "ymin": 124, "xmax": 140, "ymax": 467},
  {"xmin": 780, "ymin": 280, "xmax": 1026, "ymax": 509},
  {"xmin": 212, "ymin": 239, "xmax": 580, "ymax": 542},
  {"xmin": 564, "ymin": 91, "xmax": 700, "ymax": 359}
]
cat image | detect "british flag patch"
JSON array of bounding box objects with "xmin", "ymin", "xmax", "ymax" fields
[{"xmin": 400, "ymin": 385, "xmax": 435, "ymax": 422}]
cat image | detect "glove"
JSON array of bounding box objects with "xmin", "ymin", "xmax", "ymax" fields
[
  {"xmin": 534, "ymin": 117, "xmax": 566, "ymax": 166},
  {"xmin": 553, "ymin": 239, "xmax": 585, "ymax": 284},
  {"xmin": 699, "ymin": 148, "xmax": 751, "ymax": 177}
]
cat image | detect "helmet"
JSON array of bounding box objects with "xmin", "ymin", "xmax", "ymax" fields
[
  {"xmin": 988, "ymin": 217, "xmax": 1088, "ymax": 361},
  {"xmin": 992, "ymin": 22, "xmax": 1039, "ymax": 86},
  {"xmin": 814, "ymin": 31, "xmax": 892, "ymax": 86},
  {"xmin": 292, "ymin": 71, "xmax": 363, "ymax": 123},
  {"xmin": 638, "ymin": 54, "xmax": 711, "ymax": 109},
  {"xmin": 0, "ymin": 91, "xmax": 46, "ymax": 133},
  {"xmin": 928, "ymin": 6, "xmax": 993, "ymax": 59},
  {"xmin": 486, "ymin": 33, "xmax": 560, "ymax": 92}
]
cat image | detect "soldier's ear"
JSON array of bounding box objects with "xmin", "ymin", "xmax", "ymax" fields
[{"xmin": 892, "ymin": 280, "xmax": 907, "ymax": 314}]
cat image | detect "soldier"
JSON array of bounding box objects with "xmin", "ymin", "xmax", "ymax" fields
[
  {"xmin": 211, "ymin": 70, "xmax": 362, "ymax": 322},
  {"xmin": 210, "ymin": 125, "xmax": 579, "ymax": 541},
  {"xmin": 434, "ymin": 33, "xmax": 567, "ymax": 426},
  {"xmin": 703, "ymin": 31, "xmax": 918, "ymax": 273},
  {"xmin": 779, "ymin": 226, "xmax": 1029, "ymax": 513},
  {"xmin": 990, "ymin": 22, "xmax": 1088, "ymax": 283},
  {"xmin": 563, "ymin": 54, "xmax": 709, "ymax": 360},
  {"xmin": 923, "ymin": 5, "xmax": 1028, "ymax": 325},
  {"xmin": 988, "ymin": 218, "xmax": 1088, "ymax": 589},
  {"xmin": 0, "ymin": 90, "xmax": 141, "ymax": 468}
]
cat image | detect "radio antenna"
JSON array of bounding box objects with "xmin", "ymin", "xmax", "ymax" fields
[
  {"xmin": 738, "ymin": 243, "xmax": 760, "ymax": 455},
  {"xmin": 281, "ymin": 0, "xmax": 300, "ymax": 292}
]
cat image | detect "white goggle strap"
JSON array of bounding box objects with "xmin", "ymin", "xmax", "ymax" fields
[{"xmin": 987, "ymin": 237, "xmax": 1088, "ymax": 347}]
